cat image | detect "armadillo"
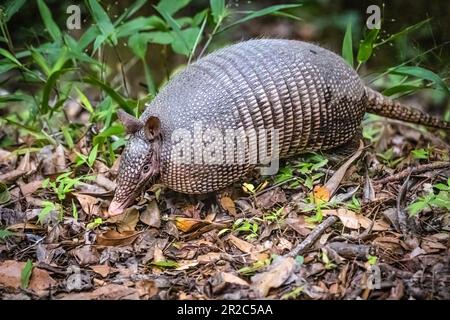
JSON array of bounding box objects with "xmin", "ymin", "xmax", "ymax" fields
[{"xmin": 108, "ymin": 39, "xmax": 450, "ymax": 216}]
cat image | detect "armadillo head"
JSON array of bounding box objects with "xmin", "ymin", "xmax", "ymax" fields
[{"xmin": 108, "ymin": 110, "xmax": 162, "ymax": 216}]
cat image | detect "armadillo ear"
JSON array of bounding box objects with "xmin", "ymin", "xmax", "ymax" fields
[
  {"xmin": 117, "ymin": 109, "xmax": 143, "ymax": 134},
  {"xmin": 144, "ymin": 116, "xmax": 161, "ymax": 140}
]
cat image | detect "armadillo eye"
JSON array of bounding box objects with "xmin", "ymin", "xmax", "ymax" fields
[{"xmin": 143, "ymin": 165, "xmax": 150, "ymax": 172}]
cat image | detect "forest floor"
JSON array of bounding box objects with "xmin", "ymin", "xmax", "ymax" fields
[{"xmin": 0, "ymin": 116, "xmax": 449, "ymax": 300}]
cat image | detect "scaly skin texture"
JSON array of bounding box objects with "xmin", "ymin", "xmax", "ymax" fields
[{"xmin": 108, "ymin": 39, "xmax": 450, "ymax": 215}]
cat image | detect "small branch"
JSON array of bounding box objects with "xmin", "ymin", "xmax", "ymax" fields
[
  {"xmin": 374, "ymin": 162, "xmax": 450, "ymax": 185},
  {"xmin": 287, "ymin": 216, "xmax": 338, "ymax": 257}
]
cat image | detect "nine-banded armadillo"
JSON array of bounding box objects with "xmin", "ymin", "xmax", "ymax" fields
[{"xmin": 108, "ymin": 39, "xmax": 450, "ymax": 216}]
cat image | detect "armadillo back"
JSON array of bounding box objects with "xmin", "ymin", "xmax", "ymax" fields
[{"xmin": 141, "ymin": 39, "xmax": 367, "ymax": 194}]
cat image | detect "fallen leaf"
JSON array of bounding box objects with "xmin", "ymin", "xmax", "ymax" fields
[
  {"xmin": 0, "ymin": 260, "xmax": 56, "ymax": 297},
  {"xmin": 324, "ymin": 140, "xmax": 364, "ymax": 197},
  {"xmin": 18, "ymin": 180, "xmax": 43, "ymax": 196},
  {"xmin": 255, "ymin": 188, "xmax": 287, "ymax": 209},
  {"xmin": 313, "ymin": 185, "xmax": 330, "ymax": 202},
  {"xmin": 90, "ymin": 265, "xmax": 112, "ymax": 278},
  {"xmin": 54, "ymin": 144, "xmax": 66, "ymax": 172},
  {"xmin": 220, "ymin": 196, "xmax": 237, "ymax": 215},
  {"xmin": 251, "ymin": 256, "xmax": 296, "ymax": 298},
  {"xmin": 135, "ymin": 280, "xmax": 159, "ymax": 298},
  {"xmin": 60, "ymin": 284, "xmax": 139, "ymax": 300},
  {"xmin": 72, "ymin": 245, "xmax": 100, "ymax": 265},
  {"xmin": 74, "ymin": 193, "xmax": 101, "ymax": 216},
  {"xmin": 108, "ymin": 207, "xmax": 139, "ymax": 232},
  {"xmin": 227, "ymin": 234, "xmax": 255, "ymax": 254},
  {"xmin": 174, "ymin": 217, "xmax": 206, "ymax": 233},
  {"xmin": 286, "ymin": 216, "xmax": 311, "ymax": 237},
  {"xmin": 140, "ymin": 200, "xmax": 161, "ymax": 228},
  {"xmin": 323, "ymin": 209, "xmax": 389, "ymax": 231},
  {"xmin": 96, "ymin": 230, "xmax": 141, "ymax": 246}
]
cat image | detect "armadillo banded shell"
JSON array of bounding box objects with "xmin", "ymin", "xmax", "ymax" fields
[{"xmin": 141, "ymin": 39, "xmax": 367, "ymax": 194}]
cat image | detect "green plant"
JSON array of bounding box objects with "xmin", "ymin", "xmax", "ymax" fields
[
  {"xmin": 346, "ymin": 194, "xmax": 362, "ymax": 212},
  {"xmin": 411, "ymin": 148, "xmax": 430, "ymax": 160},
  {"xmin": 0, "ymin": 229, "xmax": 16, "ymax": 242},
  {"xmin": 238, "ymin": 257, "xmax": 271, "ymax": 276},
  {"xmin": 275, "ymin": 153, "xmax": 328, "ymax": 190},
  {"xmin": 86, "ymin": 217, "xmax": 104, "ymax": 230},
  {"xmin": 377, "ymin": 148, "xmax": 403, "ymax": 168},
  {"xmin": 407, "ymin": 178, "xmax": 450, "ymax": 216},
  {"xmin": 42, "ymin": 172, "xmax": 93, "ymax": 201},
  {"xmin": 21, "ymin": 259, "xmax": 33, "ymax": 289}
]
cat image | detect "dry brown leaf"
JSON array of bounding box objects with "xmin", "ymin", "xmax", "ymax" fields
[
  {"xmin": 60, "ymin": 284, "xmax": 139, "ymax": 300},
  {"xmin": 90, "ymin": 264, "xmax": 112, "ymax": 278},
  {"xmin": 54, "ymin": 144, "xmax": 66, "ymax": 172},
  {"xmin": 108, "ymin": 208, "xmax": 139, "ymax": 232},
  {"xmin": 251, "ymin": 256, "xmax": 296, "ymax": 298},
  {"xmin": 220, "ymin": 196, "xmax": 237, "ymax": 215},
  {"xmin": 323, "ymin": 209, "xmax": 389, "ymax": 231},
  {"xmin": 0, "ymin": 260, "xmax": 56, "ymax": 297},
  {"xmin": 174, "ymin": 217, "xmax": 205, "ymax": 233},
  {"xmin": 18, "ymin": 180, "xmax": 43, "ymax": 196},
  {"xmin": 96, "ymin": 230, "xmax": 141, "ymax": 246},
  {"xmin": 74, "ymin": 193, "xmax": 100, "ymax": 216},
  {"xmin": 140, "ymin": 200, "xmax": 161, "ymax": 228},
  {"xmin": 324, "ymin": 140, "xmax": 364, "ymax": 197},
  {"xmin": 220, "ymin": 272, "xmax": 249, "ymax": 286},
  {"xmin": 72, "ymin": 245, "xmax": 100, "ymax": 265},
  {"xmin": 255, "ymin": 187, "xmax": 287, "ymax": 209},
  {"xmin": 286, "ymin": 216, "xmax": 311, "ymax": 237},
  {"xmin": 197, "ymin": 252, "xmax": 227, "ymax": 264},
  {"xmin": 313, "ymin": 185, "xmax": 331, "ymax": 202},
  {"xmin": 135, "ymin": 280, "xmax": 159, "ymax": 299},
  {"xmin": 0, "ymin": 169, "xmax": 26, "ymax": 183},
  {"xmin": 227, "ymin": 234, "xmax": 255, "ymax": 254}
]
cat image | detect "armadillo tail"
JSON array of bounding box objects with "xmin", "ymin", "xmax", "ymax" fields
[{"xmin": 365, "ymin": 86, "xmax": 450, "ymax": 130}]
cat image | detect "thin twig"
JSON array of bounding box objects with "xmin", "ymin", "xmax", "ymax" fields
[
  {"xmin": 287, "ymin": 216, "xmax": 338, "ymax": 257},
  {"xmin": 374, "ymin": 162, "xmax": 450, "ymax": 185}
]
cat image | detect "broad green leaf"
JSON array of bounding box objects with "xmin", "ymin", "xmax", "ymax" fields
[
  {"xmin": 61, "ymin": 126, "xmax": 74, "ymax": 149},
  {"xmin": 77, "ymin": 25, "xmax": 99, "ymax": 50},
  {"xmin": 220, "ymin": 4, "xmax": 302, "ymax": 33},
  {"xmin": 30, "ymin": 48, "xmax": 51, "ymax": 76},
  {"xmin": 156, "ymin": 0, "xmax": 191, "ymax": 16},
  {"xmin": 37, "ymin": 0, "xmax": 62, "ymax": 42},
  {"xmin": 357, "ymin": 28, "xmax": 379, "ymax": 64},
  {"xmin": 210, "ymin": 0, "xmax": 226, "ymax": 23},
  {"xmin": 0, "ymin": 48, "xmax": 23, "ymax": 67},
  {"xmin": 0, "ymin": 182, "xmax": 11, "ymax": 204},
  {"xmin": 151, "ymin": 259, "xmax": 179, "ymax": 268},
  {"xmin": 342, "ymin": 22, "xmax": 353, "ymax": 68},
  {"xmin": 114, "ymin": 0, "xmax": 148, "ymax": 26},
  {"xmin": 389, "ymin": 66, "xmax": 449, "ymax": 94},
  {"xmin": 74, "ymin": 87, "xmax": 94, "ymax": 114},
  {"xmin": 154, "ymin": 5, "xmax": 190, "ymax": 54},
  {"xmin": 88, "ymin": 144, "xmax": 99, "ymax": 167},
  {"xmin": 128, "ymin": 31, "xmax": 172, "ymax": 59},
  {"xmin": 88, "ymin": 0, "xmax": 117, "ymax": 45},
  {"xmin": 116, "ymin": 16, "xmax": 165, "ymax": 38},
  {"xmin": 82, "ymin": 76, "xmax": 133, "ymax": 114},
  {"xmin": 42, "ymin": 68, "xmax": 74, "ymax": 114},
  {"xmin": 5, "ymin": 118, "xmax": 57, "ymax": 145},
  {"xmin": 171, "ymin": 27, "xmax": 200, "ymax": 56},
  {"xmin": 21, "ymin": 259, "xmax": 33, "ymax": 289},
  {"xmin": 4, "ymin": 0, "xmax": 27, "ymax": 21},
  {"xmin": 0, "ymin": 229, "xmax": 15, "ymax": 241}
]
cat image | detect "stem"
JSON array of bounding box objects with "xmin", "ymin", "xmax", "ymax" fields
[{"xmin": 198, "ymin": 15, "xmax": 224, "ymax": 60}]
